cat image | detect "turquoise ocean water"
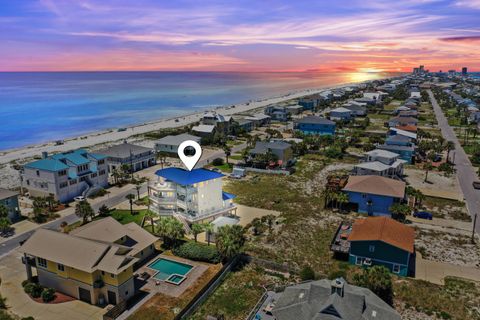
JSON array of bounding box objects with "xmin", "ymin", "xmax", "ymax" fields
[{"xmin": 0, "ymin": 71, "xmax": 391, "ymax": 150}]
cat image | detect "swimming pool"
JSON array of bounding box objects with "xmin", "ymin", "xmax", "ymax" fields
[{"xmin": 148, "ymin": 258, "xmax": 193, "ymax": 284}]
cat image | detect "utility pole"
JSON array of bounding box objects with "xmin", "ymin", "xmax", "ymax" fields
[{"xmin": 472, "ymin": 213, "xmax": 477, "ymax": 244}]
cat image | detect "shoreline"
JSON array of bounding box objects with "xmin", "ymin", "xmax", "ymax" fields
[{"xmin": 0, "ymin": 79, "xmax": 380, "ymax": 165}]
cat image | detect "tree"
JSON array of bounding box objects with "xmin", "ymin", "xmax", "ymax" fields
[
  {"xmin": 45, "ymin": 193, "xmax": 56, "ymax": 211},
  {"xmin": 423, "ymin": 162, "xmax": 434, "ymax": 183},
  {"xmin": 156, "ymin": 151, "xmax": 169, "ymax": 169},
  {"xmin": 144, "ymin": 210, "xmax": 156, "ymax": 233},
  {"xmin": 336, "ymin": 193, "xmax": 349, "ymax": 211},
  {"xmin": 98, "ymin": 204, "xmax": 110, "ymax": 216},
  {"xmin": 223, "ymin": 145, "xmax": 232, "ymax": 165},
  {"xmin": 300, "ymin": 265, "xmax": 315, "ymax": 281},
  {"xmin": 156, "ymin": 217, "xmax": 170, "ymax": 243},
  {"xmin": 445, "ymin": 141, "xmax": 455, "ymax": 163},
  {"xmin": 353, "ymin": 265, "xmax": 393, "ymax": 305},
  {"xmin": 166, "ymin": 218, "xmax": 185, "ymax": 246},
  {"xmin": 389, "ymin": 203, "xmax": 410, "ymax": 221},
  {"xmin": 0, "ymin": 204, "xmax": 8, "ymax": 219},
  {"xmin": 0, "ymin": 217, "xmax": 11, "ymax": 233},
  {"xmin": 125, "ymin": 194, "xmax": 136, "ymax": 215},
  {"xmin": 191, "ymin": 223, "xmax": 204, "ymax": 242},
  {"xmin": 75, "ymin": 200, "xmax": 95, "ymax": 224},
  {"xmin": 438, "ymin": 162, "xmax": 455, "ymax": 177},
  {"xmin": 215, "ymin": 224, "xmax": 246, "ymax": 261},
  {"xmin": 111, "ymin": 168, "xmax": 121, "ymax": 185},
  {"xmin": 203, "ymin": 222, "xmax": 214, "ymax": 245}
]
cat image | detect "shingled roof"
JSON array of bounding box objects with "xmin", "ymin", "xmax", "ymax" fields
[{"xmin": 342, "ymin": 175, "xmax": 405, "ymax": 198}]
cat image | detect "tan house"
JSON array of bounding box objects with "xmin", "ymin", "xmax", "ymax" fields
[{"xmin": 20, "ymin": 218, "xmax": 158, "ymax": 306}]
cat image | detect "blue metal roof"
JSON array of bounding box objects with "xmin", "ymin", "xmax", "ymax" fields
[
  {"xmin": 155, "ymin": 167, "xmax": 224, "ymax": 185},
  {"xmin": 222, "ymin": 191, "xmax": 236, "ymax": 201},
  {"xmin": 25, "ymin": 159, "xmax": 70, "ymax": 172},
  {"xmin": 51, "ymin": 149, "xmax": 90, "ymax": 165}
]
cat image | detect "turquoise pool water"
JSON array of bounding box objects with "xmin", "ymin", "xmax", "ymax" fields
[
  {"xmin": 167, "ymin": 274, "xmax": 185, "ymax": 284},
  {"xmin": 148, "ymin": 258, "xmax": 193, "ymax": 281}
]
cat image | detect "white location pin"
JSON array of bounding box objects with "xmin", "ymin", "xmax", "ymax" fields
[{"xmin": 178, "ymin": 140, "xmax": 202, "ymax": 171}]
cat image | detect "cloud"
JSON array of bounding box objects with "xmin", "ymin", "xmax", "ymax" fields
[{"xmin": 440, "ymin": 36, "xmax": 480, "ymax": 43}]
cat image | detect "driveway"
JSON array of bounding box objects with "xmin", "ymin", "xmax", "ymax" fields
[
  {"xmin": 428, "ymin": 90, "xmax": 480, "ymax": 233},
  {"xmin": 0, "ymin": 250, "xmax": 106, "ymax": 320}
]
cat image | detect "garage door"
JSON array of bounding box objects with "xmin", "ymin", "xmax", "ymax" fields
[{"xmin": 78, "ymin": 287, "xmax": 92, "ymax": 304}]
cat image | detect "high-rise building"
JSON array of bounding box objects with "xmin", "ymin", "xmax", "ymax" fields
[
  {"xmin": 419, "ymin": 65, "xmax": 424, "ymax": 73},
  {"xmin": 462, "ymin": 67, "xmax": 468, "ymax": 75}
]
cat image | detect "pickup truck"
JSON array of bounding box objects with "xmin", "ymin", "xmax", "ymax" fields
[{"xmin": 473, "ymin": 181, "xmax": 480, "ymax": 190}]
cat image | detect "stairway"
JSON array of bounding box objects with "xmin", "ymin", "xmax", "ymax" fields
[{"xmin": 173, "ymin": 213, "xmax": 192, "ymax": 234}]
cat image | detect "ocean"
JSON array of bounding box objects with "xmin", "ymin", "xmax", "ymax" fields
[{"xmin": 0, "ymin": 71, "xmax": 391, "ymax": 150}]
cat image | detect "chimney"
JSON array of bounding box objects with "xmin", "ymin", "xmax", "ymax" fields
[
  {"xmin": 41, "ymin": 151, "xmax": 48, "ymax": 159},
  {"xmin": 331, "ymin": 278, "xmax": 345, "ymax": 297}
]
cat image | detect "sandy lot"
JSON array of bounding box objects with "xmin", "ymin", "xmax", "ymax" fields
[{"xmin": 404, "ymin": 168, "xmax": 463, "ymax": 200}]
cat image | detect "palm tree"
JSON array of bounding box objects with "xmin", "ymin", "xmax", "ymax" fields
[
  {"xmin": 223, "ymin": 145, "xmax": 232, "ymax": 165},
  {"xmin": 167, "ymin": 218, "xmax": 185, "ymax": 246},
  {"xmin": 336, "ymin": 193, "xmax": 349, "ymax": 211},
  {"xmin": 215, "ymin": 225, "xmax": 246, "ymax": 261},
  {"xmin": 144, "ymin": 210, "xmax": 156, "ymax": 233},
  {"xmin": 75, "ymin": 200, "xmax": 95, "ymax": 224},
  {"xmin": 98, "ymin": 204, "xmax": 110, "ymax": 216},
  {"xmin": 0, "ymin": 217, "xmax": 10, "ymax": 233},
  {"xmin": 156, "ymin": 217, "xmax": 170, "ymax": 243},
  {"xmin": 125, "ymin": 194, "xmax": 136, "ymax": 215},
  {"xmin": 0, "ymin": 204, "xmax": 8, "ymax": 219},
  {"xmin": 203, "ymin": 222, "xmax": 214, "ymax": 245},
  {"xmin": 45, "ymin": 193, "xmax": 55, "ymax": 211},
  {"xmin": 156, "ymin": 151, "xmax": 169, "ymax": 169},
  {"xmin": 111, "ymin": 168, "xmax": 120, "ymax": 185},
  {"xmin": 191, "ymin": 223, "xmax": 204, "ymax": 242},
  {"xmin": 445, "ymin": 141, "xmax": 455, "ymax": 163}
]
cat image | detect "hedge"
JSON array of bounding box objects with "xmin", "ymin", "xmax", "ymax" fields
[{"xmin": 172, "ymin": 241, "xmax": 221, "ymax": 264}]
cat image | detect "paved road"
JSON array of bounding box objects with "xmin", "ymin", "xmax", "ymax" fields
[
  {"xmin": 0, "ymin": 184, "xmax": 147, "ymax": 258},
  {"xmin": 428, "ymin": 90, "xmax": 480, "ymax": 233}
]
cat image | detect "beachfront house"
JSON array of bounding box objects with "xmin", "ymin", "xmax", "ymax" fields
[
  {"xmin": 410, "ymin": 88, "xmax": 421, "ymax": 99},
  {"xmin": 20, "ymin": 227, "xmax": 142, "ymax": 305},
  {"xmin": 294, "ymin": 116, "xmax": 336, "ymax": 136},
  {"xmin": 249, "ymin": 141, "xmax": 293, "ymax": 166},
  {"xmin": 363, "ymin": 92, "xmax": 383, "ymax": 104},
  {"xmin": 342, "ymin": 175, "xmax": 406, "ymax": 216},
  {"xmin": 286, "ymin": 105, "xmax": 304, "ymax": 115},
  {"xmin": 21, "ymin": 149, "xmax": 109, "ymax": 203},
  {"xmin": 264, "ymin": 106, "xmax": 289, "ymax": 121},
  {"xmin": 155, "ymin": 133, "xmax": 201, "ymax": 155},
  {"xmin": 343, "ymin": 104, "xmax": 367, "ymax": 116},
  {"xmin": 378, "ymin": 144, "xmax": 415, "ymax": 164},
  {"xmin": 201, "ymin": 112, "xmax": 233, "ymax": 134},
  {"xmin": 191, "ymin": 124, "xmax": 216, "ymax": 138},
  {"xmin": 0, "ymin": 188, "xmax": 21, "ymax": 222},
  {"xmin": 348, "ymin": 217, "xmax": 414, "ymax": 276},
  {"xmin": 96, "ymin": 141, "xmax": 156, "ymax": 173},
  {"xmin": 235, "ymin": 119, "xmax": 254, "ymax": 132},
  {"xmin": 353, "ymin": 149, "xmax": 407, "ymax": 178},
  {"xmin": 148, "ymin": 168, "xmax": 237, "ymax": 224},
  {"xmin": 270, "ymin": 278, "xmax": 401, "ymax": 320},
  {"xmin": 244, "ymin": 113, "xmax": 271, "ymax": 127},
  {"xmin": 385, "ymin": 134, "xmax": 415, "ymax": 147},
  {"xmin": 329, "ymin": 107, "xmax": 353, "ymax": 121}
]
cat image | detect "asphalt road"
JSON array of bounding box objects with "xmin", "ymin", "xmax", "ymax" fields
[
  {"xmin": 0, "ymin": 184, "xmax": 147, "ymax": 258},
  {"xmin": 428, "ymin": 90, "xmax": 480, "ymax": 233}
]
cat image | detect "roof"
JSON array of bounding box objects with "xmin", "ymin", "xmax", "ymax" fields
[
  {"xmin": 389, "ymin": 128, "xmax": 417, "ymax": 139},
  {"xmin": 365, "ymin": 149, "xmax": 399, "ymax": 159},
  {"xmin": 272, "ymin": 278, "xmax": 401, "ymax": 320},
  {"xmin": 155, "ymin": 167, "xmax": 224, "ymax": 185},
  {"xmin": 295, "ymin": 116, "xmax": 335, "ymax": 125},
  {"xmin": 395, "ymin": 125, "xmax": 418, "ymax": 132},
  {"xmin": 211, "ymin": 216, "xmax": 239, "ymax": 232},
  {"xmin": 25, "ymin": 149, "xmax": 105, "ymax": 172},
  {"xmin": 96, "ymin": 142, "xmax": 153, "ymax": 158},
  {"xmin": 0, "ymin": 188, "xmax": 19, "ymax": 200},
  {"xmin": 348, "ymin": 217, "xmax": 415, "ymax": 253},
  {"xmin": 386, "ymin": 135, "xmax": 412, "ymax": 143},
  {"xmin": 192, "ymin": 124, "xmax": 215, "ymax": 133},
  {"xmin": 156, "ymin": 133, "xmax": 201, "ymax": 146},
  {"xmin": 343, "ymin": 104, "xmax": 366, "ymax": 112},
  {"xmin": 250, "ymin": 141, "xmax": 291, "ymax": 154},
  {"xmin": 343, "ymin": 175, "xmax": 405, "ymax": 198},
  {"xmin": 354, "ymin": 161, "xmax": 391, "ymax": 172},
  {"xmin": 331, "ymin": 107, "xmax": 352, "ymax": 113},
  {"xmin": 20, "ymin": 228, "xmax": 137, "ymax": 274},
  {"xmin": 389, "ymin": 117, "xmax": 418, "ymax": 124},
  {"xmin": 378, "ymin": 144, "xmax": 416, "ymax": 152}
]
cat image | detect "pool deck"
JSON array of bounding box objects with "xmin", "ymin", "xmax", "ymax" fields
[{"xmin": 135, "ymin": 254, "xmax": 208, "ymax": 298}]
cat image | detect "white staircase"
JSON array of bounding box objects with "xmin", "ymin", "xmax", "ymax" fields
[{"xmin": 173, "ymin": 213, "xmax": 192, "ymax": 234}]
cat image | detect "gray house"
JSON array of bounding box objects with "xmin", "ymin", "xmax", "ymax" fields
[
  {"xmin": 271, "ymin": 278, "xmax": 401, "ymax": 320},
  {"xmin": 96, "ymin": 142, "xmax": 156, "ymax": 173},
  {"xmin": 250, "ymin": 141, "xmax": 293, "ymax": 165},
  {"xmin": 0, "ymin": 188, "xmax": 20, "ymax": 222},
  {"xmin": 155, "ymin": 133, "xmax": 201, "ymax": 154}
]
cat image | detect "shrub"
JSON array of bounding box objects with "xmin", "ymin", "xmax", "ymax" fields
[
  {"xmin": 212, "ymin": 158, "xmax": 224, "ymax": 166},
  {"xmin": 172, "ymin": 241, "xmax": 221, "ymax": 264},
  {"xmin": 24, "ymin": 283, "xmax": 43, "ymax": 298},
  {"xmin": 21, "ymin": 280, "xmax": 31, "ymax": 288},
  {"xmin": 299, "ymin": 265, "xmax": 315, "ymax": 281},
  {"xmin": 0, "ymin": 295, "xmax": 6, "ymax": 309},
  {"xmin": 41, "ymin": 288, "xmax": 56, "ymax": 303}
]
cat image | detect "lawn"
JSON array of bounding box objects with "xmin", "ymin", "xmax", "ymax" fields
[
  {"xmin": 422, "ymin": 197, "xmax": 470, "ymax": 222},
  {"xmin": 128, "ymin": 263, "xmax": 222, "ymax": 320},
  {"xmin": 101, "ymin": 209, "xmax": 147, "ymax": 225}
]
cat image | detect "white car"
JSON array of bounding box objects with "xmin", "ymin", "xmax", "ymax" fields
[{"xmin": 74, "ymin": 196, "xmax": 86, "ymax": 202}]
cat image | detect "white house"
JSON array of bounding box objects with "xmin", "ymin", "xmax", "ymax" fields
[
  {"xmin": 155, "ymin": 133, "xmax": 201, "ymax": 154},
  {"xmin": 353, "ymin": 149, "xmax": 407, "ymax": 178},
  {"xmin": 148, "ymin": 168, "xmax": 237, "ymax": 224}
]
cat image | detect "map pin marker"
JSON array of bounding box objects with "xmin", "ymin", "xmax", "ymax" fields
[{"xmin": 178, "ymin": 140, "xmax": 202, "ymax": 171}]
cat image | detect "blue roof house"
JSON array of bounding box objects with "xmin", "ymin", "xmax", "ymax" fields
[
  {"xmin": 329, "ymin": 107, "xmax": 353, "ymax": 122},
  {"xmin": 21, "ymin": 149, "xmax": 109, "ymax": 203},
  {"xmin": 294, "ymin": 116, "xmax": 336, "ymax": 136},
  {"xmin": 342, "ymin": 175, "xmax": 406, "ymax": 216},
  {"xmin": 149, "ymin": 168, "xmax": 237, "ymax": 223}
]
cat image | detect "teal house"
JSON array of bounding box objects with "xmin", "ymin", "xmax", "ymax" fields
[
  {"xmin": 294, "ymin": 116, "xmax": 336, "ymax": 136},
  {"xmin": 348, "ymin": 217, "xmax": 415, "ymax": 276}
]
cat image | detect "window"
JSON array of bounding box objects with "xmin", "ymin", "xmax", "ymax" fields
[
  {"xmin": 362, "ymin": 193, "xmax": 367, "ymax": 198},
  {"xmin": 91, "ymin": 173, "xmax": 97, "ymax": 178},
  {"xmin": 69, "ymin": 179, "xmax": 77, "ymax": 185},
  {"xmin": 59, "ymin": 170, "xmax": 67, "ymax": 176},
  {"xmin": 57, "ymin": 263, "xmax": 65, "ymax": 271},
  {"xmin": 355, "ymin": 257, "xmax": 363, "ymax": 265},
  {"xmin": 27, "ymin": 180, "xmax": 30, "ymax": 186},
  {"xmin": 393, "ymin": 264, "xmax": 400, "ymax": 273},
  {"xmin": 101, "ymin": 271, "xmax": 105, "ymax": 275},
  {"xmin": 59, "ymin": 182, "xmax": 68, "ymax": 189},
  {"xmin": 110, "ymin": 273, "xmax": 115, "ymax": 278},
  {"xmin": 99, "ymin": 170, "xmax": 106, "ymax": 175},
  {"xmin": 36, "ymin": 170, "xmax": 40, "ymax": 177},
  {"xmin": 369, "ymin": 245, "xmax": 375, "ymax": 253},
  {"xmin": 98, "ymin": 160, "xmax": 105, "ymax": 165},
  {"xmin": 37, "ymin": 258, "xmax": 47, "ymax": 268},
  {"xmin": 125, "ymin": 291, "xmax": 128, "ymax": 295}
]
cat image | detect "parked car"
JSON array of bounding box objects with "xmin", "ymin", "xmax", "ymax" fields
[
  {"xmin": 413, "ymin": 211, "xmax": 433, "ymax": 220},
  {"xmin": 74, "ymin": 196, "xmax": 86, "ymax": 202},
  {"xmin": 473, "ymin": 181, "xmax": 480, "ymax": 189}
]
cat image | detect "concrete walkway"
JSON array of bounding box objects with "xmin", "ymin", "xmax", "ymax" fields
[
  {"xmin": 415, "ymin": 252, "xmax": 480, "ymax": 285},
  {"xmin": 428, "ymin": 90, "xmax": 480, "ymax": 232}
]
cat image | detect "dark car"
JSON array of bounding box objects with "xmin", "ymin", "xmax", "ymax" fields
[
  {"xmin": 413, "ymin": 211, "xmax": 433, "ymax": 220},
  {"xmin": 473, "ymin": 181, "xmax": 480, "ymax": 190}
]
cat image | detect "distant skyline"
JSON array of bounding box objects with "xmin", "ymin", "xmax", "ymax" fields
[{"xmin": 1, "ymin": 0, "xmax": 480, "ymax": 72}]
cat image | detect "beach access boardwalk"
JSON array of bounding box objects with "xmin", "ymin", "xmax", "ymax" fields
[{"xmin": 428, "ymin": 90, "xmax": 480, "ymax": 233}]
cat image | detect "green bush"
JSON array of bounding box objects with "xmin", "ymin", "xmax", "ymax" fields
[
  {"xmin": 212, "ymin": 158, "xmax": 224, "ymax": 166},
  {"xmin": 24, "ymin": 283, "xmax": 43, "ymax": 298},
  {"xmin": 299, "ymin": 265, "xmax": 315, "ymax": 281},
  {"xmin": 172, "ymin": 241, "xmax": 221, "ymax": 264},
  {"xmin": 41, "ymin": 288, "xmax": 56, "ymax": 303},
  {"xmin": 21, "ymin": 280, "xmax": 31, "ymax": 288}
]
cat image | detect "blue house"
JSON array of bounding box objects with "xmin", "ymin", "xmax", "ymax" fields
[
  {"xmin": 342, "ymin": 175, "xmax": 406, "ymax": 216},
  {"xmin": 385, "ymin": 135, "xmax": 414, "ymax": 147},
  {"xmin": 294, "ymin": 116, "xmax": 336, "ymax": 136},
  {"xmin": 348, "ymin": 217, "xmax": 415, "ymax": 276},
  {"xmin": 329, "ymin": 107, "xmax": 353, "ymax": 121},
  {"xmin": 378, "ymin": 144, "xmax": 415, "ymax": 164}
]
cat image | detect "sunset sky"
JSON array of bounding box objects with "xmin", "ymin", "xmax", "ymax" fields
[{"xmin": 1, "ymin": 0, "xmax": 480, "ymax": 72}]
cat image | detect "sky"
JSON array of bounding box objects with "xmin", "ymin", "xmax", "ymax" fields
[{"xmin": 1, "ymin": 0, "xmax": 480, "ymax": 72}]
